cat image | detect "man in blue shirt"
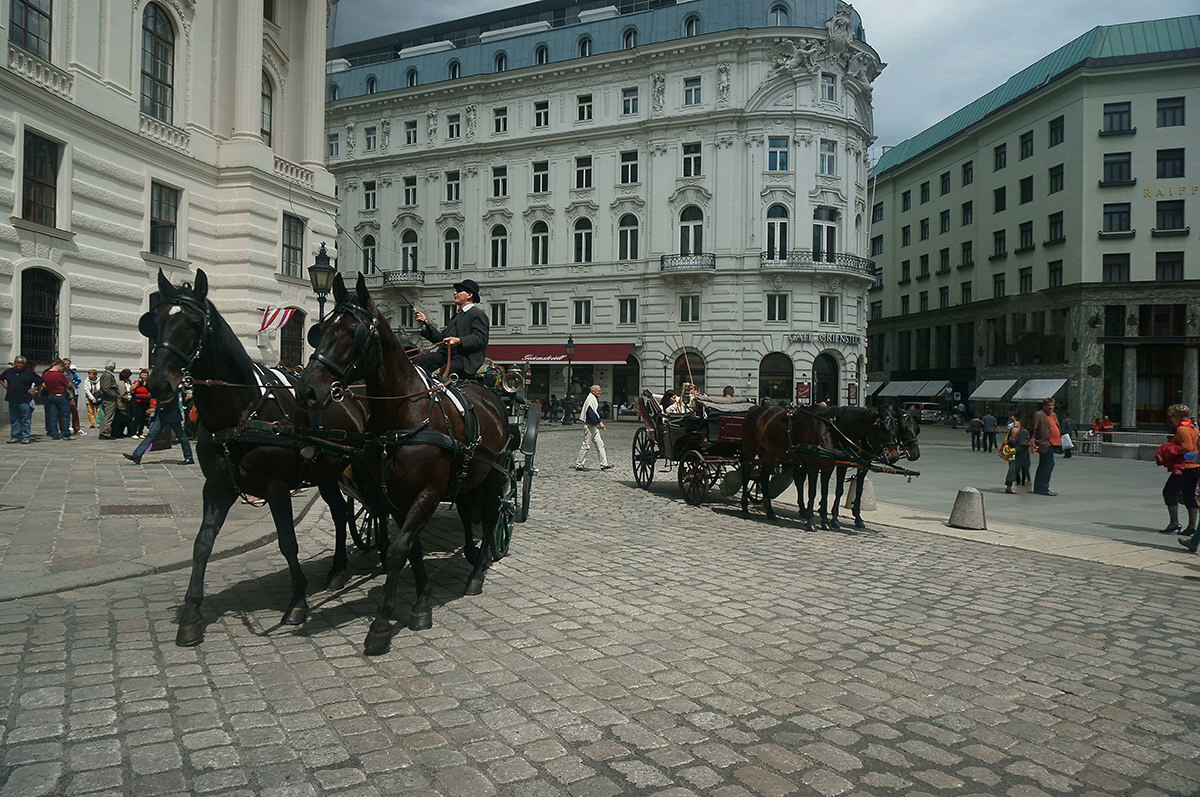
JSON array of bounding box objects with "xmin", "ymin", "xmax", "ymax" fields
[{"xmin": 0, "ymin": 356, "xmax": 43, "ymax": 444}]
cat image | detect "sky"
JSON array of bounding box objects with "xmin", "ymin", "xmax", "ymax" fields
[{"xmin": 327, "ymin": 0, "xmax": 1198, "ymax": 156}]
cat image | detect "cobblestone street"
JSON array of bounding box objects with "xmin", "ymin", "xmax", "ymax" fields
[{"xmin": 1, "ymin": 423, "xmax": 1198, "ymax": 796}]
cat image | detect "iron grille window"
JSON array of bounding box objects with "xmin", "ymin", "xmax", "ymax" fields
[
  {"xmin": 280, "ymin": 311, "xmax": 304, "ymax": 367},
  {"xmin": 22, "ymin": 131, "xmax": 58, "ymax": 228},
  {"xmin": 149, "ymin": 182, "xmax": 179, "ymax": 258},
  {"xmin": 280, "ymin": 215, "xmax": 303, "ymax": 277},
  {"xmin": 20, "ymin": 268, "xmax": 59, "ymax": 364}
]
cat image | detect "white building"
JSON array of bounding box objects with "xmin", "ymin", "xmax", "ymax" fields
[
  {"xmin": 325, "ymin": 0, "xmax": 882, "ymax": 407},
  {"xmin": 0, "ymin": 0, "xmax": 338, "ymax": 372}
]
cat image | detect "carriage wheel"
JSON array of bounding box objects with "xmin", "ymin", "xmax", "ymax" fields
[
  {"xmin": 632, "ymin": 428, "xmax": 657, "ymax": 488},
  {"xmin": 489, "ymin": 455, "xmax": 518, "ymax": 561},
  {"xmin": 678, "ymin": 451, "xmax": 710, "ymax": 506},
  {"xmin": 516, "ymin": 453, "xmax": 535, "ymax": 523},
  {"xmin": 347, "ymin": 496, "xmax": 386, "ymax": 552}
]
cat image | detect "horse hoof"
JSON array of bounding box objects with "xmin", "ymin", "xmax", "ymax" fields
[
  {"xmin": 175, "ymin": 623, "xmax": 205, "ymax": 647},
  {"xmin": 409, "ymin": 612, "xmax": 432, "ymax": 631},
  {"xmin": 364, "ymin": 628, "xmax": 393, "ymax": 656},
  {"xmin": 464, "ymin": 578, "xmax": 484, "ymax": 596},
  {"xmin": 281, "ymin": 607, "xmax": 307, "ymax": 626},
  {"xmin": 854, "ymin": 519, "xmax": 866, "ymax": 530},
  {"xmin": 325, "ymin": 572, "xmax": 349, "ymax": 592}
]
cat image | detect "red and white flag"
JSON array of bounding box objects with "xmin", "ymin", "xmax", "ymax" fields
[{"xmin": 259, "ymin": 307, "xmax": 296, "ymax": 333}]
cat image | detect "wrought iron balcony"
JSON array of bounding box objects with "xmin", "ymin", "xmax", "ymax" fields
[
  {"xmin": 759, "ymin": 250, "xmax": 876, "ymax": 277},
  {"xmin": 661, "ymin": 253, "xmax": 717, "ymax": 272},
  {"xmin": 382, "ymin": 269, "xmax": 426, "ymax": 286}
]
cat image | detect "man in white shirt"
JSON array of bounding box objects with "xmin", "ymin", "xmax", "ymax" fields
[{"xmin": 575, "ymin": 384, "xmax": 612, "ymax": 471}]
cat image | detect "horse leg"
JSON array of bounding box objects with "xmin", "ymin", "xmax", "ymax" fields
[
  {"xmin": 829, "ymin": 465, "xmax": 847, "ymax": 530},
  {"xmin": 467, "ymin": 482, "xmax": 505, "ymax": 596},
  {"xmin": 462, "ymin": 501, "xmax": 491, "ymax": 596},
  {"xmin": 268, "ymin": 493, "xmax": 309, "ymax": 627},
  {"xmin": 806, "ymin": 464, "xmax": 821, "ymax": 530},
  {"xmin": 851, "ymin": 468, "xmax": 868, "ymax": 529},
  {"xmin": 320, "ymin": 481, "xmax": 350, "ymax": 591},
  {"xmin": 407, "ymin": 536, "xmax": 433, "ymax": 631},
  {"xmin": 176, "ymin": 480, "xmax": 237, "ymax": 647},
  {"xmin": 459, "ymin": 502, "xmax": 482, "ymax": 567},
  {"xmin": 759, "ymin": 461, "xmax": 776, "ymax": 521},
  {"xmin": 739, "ymin": 458, "xmax": 753, "ymax": 517},
  {"xmin": 365, "ymin": 493, "xmax": 437, "ymax": 656}
]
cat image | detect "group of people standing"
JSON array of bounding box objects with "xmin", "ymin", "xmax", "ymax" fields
[{"xmin": 1, "ymin": 356, "xmax": 95, "ymax": 443}]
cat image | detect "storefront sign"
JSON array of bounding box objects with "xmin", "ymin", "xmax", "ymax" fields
[
  {"xmin": 787, "ymin": 332, "xmax": 862, "ymax": 345},
  {"xmin": 1143, "ymin": 185, "xmax": 1198, "ymax": 197},
  {"xmin": 847, "ymin": 382, "xmax": 858, "ymax": 406},
  {"xmin": 795, "ymin": 380, "xmax": 811, "ymax": 404}
]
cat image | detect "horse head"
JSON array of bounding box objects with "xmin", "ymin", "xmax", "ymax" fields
[
  {"xmin": 888, "ymin": 404, "xmax": 921, "ymax": 461},
  {"xmin": 140, "ymin": 268, "xmax": 212, "ymax": 401},
  {"xmin": 862, "ymin": 408, "xmax": 904, "ymax": 465},
  {"xmin": 298, "ymin": 273, "xmax": 382, "ymax": 409}
]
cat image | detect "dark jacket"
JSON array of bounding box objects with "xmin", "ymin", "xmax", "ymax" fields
[
  {"xmin": 1030, "ymin": 409, "xmax": 1060, "ymax": 454},
  {"xmin": 420, "ymin": 305, "xmax": 490, "ymax": 377},
  {"xmin": 0, "ymin": 367, "xmax": 42, "ymax": 404}
]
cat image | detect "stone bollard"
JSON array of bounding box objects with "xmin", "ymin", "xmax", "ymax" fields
[
  {"xmin": 845, "ymin": 476, "xmax": 877, "ymax": 511},
  {"xmin": 948, "ymin": 487, "xmax": 986, "ymax": 529}
]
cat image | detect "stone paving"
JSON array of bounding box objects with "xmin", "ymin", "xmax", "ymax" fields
[{"xmin": 1, "ymin": 422, "xmax": 1199, "ymax": 796}]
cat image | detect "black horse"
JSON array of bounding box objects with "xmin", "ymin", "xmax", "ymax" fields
[
  {"xmin": 298, "ymin": 274, "xmax": 513, "ymax": 656},
  {"xmin": 141, "ymin": 269, "xmax": 366, "ymax": 647},
  {"xmin": 739, "ymin": 404, "xmax": 838, "ymax": 524}
]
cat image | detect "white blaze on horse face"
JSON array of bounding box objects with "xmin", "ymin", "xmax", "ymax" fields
[{"xmin": 168, "ymin": 306, "xmax": 183, "ymax": 315}]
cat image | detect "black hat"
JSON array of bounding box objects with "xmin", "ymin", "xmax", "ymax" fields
[{"xmin": 453, "ymin": 279, "xmax": 481, "ymax": 301}]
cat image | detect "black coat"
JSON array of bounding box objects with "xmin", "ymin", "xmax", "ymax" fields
[{"xmin": 420, "ymin": 305, "xmax": 490, "ymax": 377}]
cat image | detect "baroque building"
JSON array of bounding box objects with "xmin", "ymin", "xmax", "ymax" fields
[
  {"xmin": 0, "ymin": 0, "xmax": 338, "ymax": 371},
  {"xmin": 867, "ymin": 15, "xmax": 1199, "ymax": 427},
  {"xmin": 325, "ymin": 0, "xmax": 882, "ymax": 406}
]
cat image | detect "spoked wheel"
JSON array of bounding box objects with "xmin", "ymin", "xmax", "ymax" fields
[
  {"xmin": 489, "ymin": 455, "xmax": 518, "ymax": 561},
  {"xmin": 632, "ymin": 428, "xmax": 657, "ymax": 488},
  {"xmin": 516, "ymin": 454, "xmax": 535, "ymax": 523},
  {"xmin": 347, "ymin": 496, "xmax": 386, "ymax": 552},
  {"xmin": 678, "ymin": 450, "xmax": 710, "ymax": 506}
]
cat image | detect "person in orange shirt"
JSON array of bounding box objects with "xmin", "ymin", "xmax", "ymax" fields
[
  {"xmin": 1163, "ymin": 404, "xmax": 1200, "ymax": 551},
  {"xmin": 1029, "ymin": 397, "xmax": 1061, "ymax": 496}
]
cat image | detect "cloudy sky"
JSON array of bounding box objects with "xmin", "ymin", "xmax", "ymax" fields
[{"xmin": 328, "ymin": 0, "xmax": 1197, "ymax": 155}]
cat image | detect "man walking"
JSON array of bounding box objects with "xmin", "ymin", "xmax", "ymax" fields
[
  {"xmin": 575, "ymin": 384, "xmax": 612, "ymax": 471},
  {"xmin": 123, "ymin": 384, "xmax": 193, "ymax": 466},
  {"xmin": 97, "ymin": 361, "xmax": 119, "ymax": 439},
  {"xmin": 1030, "ymin": 397, "xmax": 1061, "ymax": 496},
  {"xmin": 0, "ymin": 356, "xmax": 42, "ymax": 444},
  {"xmin": 981, "ymin": 410, "xmax": 997, "ymax": 453}
]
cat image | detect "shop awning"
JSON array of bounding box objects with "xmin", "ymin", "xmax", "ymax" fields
[
  {"xmin": 486, "ymin": 343, "xmax": 635, "ymax": 366},
  {"xmin": 876, "ymin": 380, "xmax": 916, "ymax": 397},
  {"xmin": 914, "ymin": 380, "xmax": 953, "ymax": 396},
  {"xmin": 969, "ymin": 379, "xmax": 1017, "ymax": 401},
  {"xmin": 865, "ymin": 382, "xmax": 886, "ymax": 397},
  {"xmin": 1011, "ymin": 378, "xmax": 1067, "ymax": 401}
]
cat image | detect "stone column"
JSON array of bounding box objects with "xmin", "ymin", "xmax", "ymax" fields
[
  {"xmin": 1183, "ymin": 346, "xmax": 1199, "ymax": 414},
  {"xmin": 300, "ymin": 0, "xmax": 328, "ymax": 168},
  {"xmin": 232, "ymin": 1, "xmax": 265, "ymax": 140},
  {"xmin": 1121, "ymin": 345, "xmax": 1138, "ymax": 429}
]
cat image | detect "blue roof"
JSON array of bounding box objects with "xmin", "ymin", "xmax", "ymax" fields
[{"xmin": 873, "ymin": 15, "xmax": 1200, "ymax": 176}]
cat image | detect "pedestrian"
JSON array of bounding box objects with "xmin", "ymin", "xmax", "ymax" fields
[
  {"xmin": 82, "ymin": 368, "xmax": 101, "ymax": 430},
  {"xmin": 1030, "ymin": 397, "xmax": 1061, "ymax": 496},
  {"xmin": 62, "ymin": 357, "xmax": 84, "ymax": 435},
  {"xmin": 0, "ymin": 356, "xmax": 42, "ymax": 444},
  {"xmin": 114, "ymin": 368, "xmax": 133, "ymax": 438},
  {"xmin": 129, "ymin": 369, "xmax": 152, "ymax": 438},
  {"xmin": 1152, "ymin": 403, "xmax": 1197, "ymax": 547},
  {"xmin": 97, "ymin": 361, "xmax": 120, "ymax": 439},
  {"xmin": 1059, "ymin": 413, "xmax": 1078, "ymax": 459},
  {"xmin": 123, "ymin": 384, "xmax": 194, "ymax": 466},
  {"xmin": 1002, "ymin": 419, "xmax": 1030, "ymax": 493},
  {"xmin": 1100, "ymin": 415, "xmax": 1114, "ymax": 442},
  {"xmin": 968, "ymin": 413, "xmax": 982, "ymax": 451},
  {"xmin": 574, "ymin": 384, "xmax": 612, "ymax": 471},
  {"xmin": 40, "ymin": 359, "xmax": 75, "ymax": 440},
  {"xmin": 548, "ymin": 394, "xmax": 560, "ymax": 423},
  {"xmin": 981, "ymin": 410, "xmax": 997, "ymax": 452}
]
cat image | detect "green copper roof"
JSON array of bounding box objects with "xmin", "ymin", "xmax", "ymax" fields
[{"xmin": 874, "ymin": 15, "xmax": 1200, "ymax": 176}]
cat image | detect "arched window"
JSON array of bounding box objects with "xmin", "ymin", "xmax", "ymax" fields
[
  {"xmin": 328, "ymin": 83, "xmax": 340, "ymax": 101},
  {"xmin": 401, "ymin": 229, "xmax": 419, "ymax": 271},
  {"xmin": 280, "ymin": 309, "xmax": 305, "ymax": 368},
  {"xmin": 406, "ymin": 68, "xmax": 418, "ymax": 87},
  {"xmin": 766, "ymin": 204, "xmax": 789, "ymax": 259},
  {"xmin": 622, "ymin": 28, "xmax": 637, "ymax": 49},
  {"xmin": 260, "ymin": 72, "xmax": 273, "ymax": 145},
  {"xmin": 20, "ymin": 268, "xmax": 60, "ymax": 365},
  {"xmin": 758, "ymin": 352, "xmax": 793, "ymax": 402},
  {"xmin": 448, "ymin": 60, "xmax": 461, "ymax": 80},
  {"xmin": 618, "ymin": 214, "xmax": 639, "ymax": 260},
  {"xmin": 141, "ymin": 3, "xmax": 175, "ymax": 124},
  {"xmin": 770, "ymin": 4, "xmax": 789, "ymax": 25},
  {"xmin": 494, "ymin": 52, "xmax": 507, "ymax": 72},
  {"xmin": 578, "ymin": 36, "xmax": 592, "ymax": 57},
  {"xmin": 365, "ymin": 76, "xmax": 377, "ymax": 94},
  {"xmin": 443, "ymin": 228, "xmax": 460, "ymax": 270},
  {"xmin": 361, "ymin": 234, "xmax": 376, "ymax": 274},
  {"xmin": 684, "ymin": 15, "xmax": 700, "ymax": 37},
  {"xmin": 534, "ymin": 45, "xmax": 549, "ymax": 65},
  {"xmin": 813, "ymin": 206, "xmax": 839, "ymax": 262},
  {"xmin": 530, "ymin": 221, "xmax": 549, "ymax": 266},
  {"xmin": 489, "ymin": 224, "xmax": 508, "ymax": 269},
  {"xmin": 813, "ymin": 352, "xmax": 839, "ymax": 406},
  {"xmin": 679, "ymin": 206, "xmax": 704, "ymax": 255},
  {"xmin": 673, "ymin": 351, "xmax": 705, "ymax": 394},
  {"xmin": 573, "ymin": 218, "xmax": 593, "ymax": 263}
]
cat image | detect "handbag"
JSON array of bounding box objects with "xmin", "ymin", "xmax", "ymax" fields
[
  {"xmin": 998, "ymin": 443, "xmax": 1016, "ymax": 461},
  {"xmin": 1060, "ymin": 432, "xmax": 1073, "ymax": 450}
]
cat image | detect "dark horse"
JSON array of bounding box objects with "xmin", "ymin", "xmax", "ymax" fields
[
  {"xmin": 297, "ymin": 274, "xmax": 512, "ymax": 656},
  {"xmin": 739, "ymin": 404, "xmax": 837, "ymax": 523},
  {"xmin": 141, "ymin": 270, "xmax": 366, "ymax": 647}
]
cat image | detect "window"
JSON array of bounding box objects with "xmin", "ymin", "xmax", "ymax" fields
[
  {"xmin": 281, "ymin": 214, "xmax": 303, "ymax": 277},
  {"xmin": 365, "ymin": 76, "xmax": 377, "ymax": 94},
  {"xmin": 578, "ymin": 36, "xmax": 592, "ymax": 57},
  {"xmin": 901, "ymin": 191, "xmax": 911, "ymax": 211},
  {"xmin": 530, "ymin": 221, "xmax": 549, "ymax": 265},
  {"xmin": 1102, "ymin": 253, "xmax": 1130, "ymax": 282},
  {"xmin": 1049, "ymin": 116, "xmax": 1064, "ymax": 147},
  {"xmin": 900, "ymin": 296, "xmax": 910, "ymax": 315},
  {"xmin": 534, "ymin": 100, "xmax": 549, "ymax": 128},
  {"xmin": 443, "ymin": 228, "xmax": 460, "ymax": 270},
  {"xmin": 1103, "ymin": 203, "xmax": 1131, "ymax": 232},
  {"xmin": 10, "ymin": 0, "xmax": 52, "ymax": 59},
  {"xmin": 682, "ymin": 142, "xmax": 702, "ymax": 177},
  {"xmin": 141, "ymin": 3, "xmax": 175, "ymax": 124},
  {"xmin": 820, "ymin": 73, "xmax": 836, "ymax": 101},
  {"xmin": 919, "ymin": 218, "xmax": 929, "ymax": 240},
  {"xmin": 577, "ymin": 94, "xmax": 593, "ymax": 121},
  {"xmin": 621, "ymin": 27, "xmax": 637, "ymax": 49},
  {"xmin": 329, "ymin": 84, "xmax": 340, "ymax": 101},
  {"xmin": 494, "ymin": 52, "xmax": 507, "ymax": 72},
  {"xmin": 994, "ymin": 144, "xmax": 1006, "ymax": 171},
  {"xmin": 1157, "ymin": 200, "xmax": 1185, "ymax": 231},
  {"xmin": 1102, "ymin": 152, "xmax": 1131, "ymax": 184},
  {"xmin": 1049, "ymin": 164, "xmax": 1064, "ymax": 193},
  {"xmin": 901, "ymin": 226, "xmax": 911, "ymax": 246},
  {"xmin": 918, "ymin": 291, "xmax": 928, "ymax": 312},
  {"xmin": 361, "ymin": 235, "xmax": 377, "ymax": 274},
  {"xmin": 532, "ymin": 161, "xmax": 549, "ymax": 193},
  {"xmin": 1019, "ymin": 267, "xmax": 1032, "ymax": 294},
  {"xmin": 919, "ymin": 181, "xmax": 930, "ymax": 203},
  {"xmin": 768, "ymin": 137, "xmax": 789, "ymax": 171},
  {"xmin": 622, "ymin": 87, "xmax": 639, "ymax": 115},
  {"xmin": 1047, "ymin": 212, "xmax": 1064, "ymax": 242},
  {"xmin": 819, "ymin": 295, "xmax": 838, "ymax": 324},
  {"xmin": 1019, "ymin": 131, "xmax": 1033, "ymax": 159},
  {"xmin": 993, "ymin": 229, "xmax": 1007, "ymax": 257},
  {"xmin": 362, "ymin": 180, "xmax": 376, "ymax": 211},
  {"xmin": 534, "ymin": 45, "xmax": 548, "ymax": 65},
  {"xmin": 490, "ymin": 302, "xmax": 506, "ymax": 327},
  {"xmin": 531, "ymin": 301, "xmax": 548, "ymax": 326},
  {"xmin": 1048, "ymin": 260, "xmax": 1062, "ymax": 287},
  {"xmin": 684, "ymin": 16, "xmax": 699, "ymax": 37},
  {"xmin": 447, "ymin": 114, "xmax": 460, "ymax": 139},
  {"xmin": 491, "ymin": 166, "xmax": 507, "ymax": 197},
  {"xmin": 919, "ymin": 254, "xmax": 930, "ymax": 277},
  {"xmin": 679, "ymin": 206, "xmax": 704, "ymax": 255},
  {"xmin": 872, "ymin": 202, "xmax": 884, "ymax": 224},
  {"xmin": 679, "ymin": 295, "xmax": 701, "ymax": 323},
  {"xmin": 400, "ymin": 230, "xmax": 418, "ymax": 271},
  {"xmin": 327, "ymin": 134, "xmax": 339, "ymax": 158},
  {"xmin": 770, "ymin": 4, "xmax": 788, "ymax": 25},
  {"xmin": 22, "ymin": 131, "xmax": 58, "ymax": 228},
  {"xmin": 961, "ymin": 201, "xmax": 973, "ymax": 226},
  {"xmin": 149, "ymin": 182, "xmax": 179, "ymax": 258},
  {"xmin": 870, "ymin": 235, "xmax": 883, "ymax": 256},
  {"xmin": 900, "ymin": 260, "xmax": 911, "ymax": 282},
  {"xmin": 574, "ymin": 298, "xmax": 592, "ymax": 325},
  {"xmin": 1157, "ymin": 149, "xmax": 1184, "ymax": 179},
  {"xmin": 766, "ymin": 294, "xmax": 788, "ymax": 322},
  {"xmin": 618, "ymin": 214, "xmax": 639, "ymax": 260},
  {"xmin": 1157, "ymin": 97, "xmax": 1184, "ymax": 127},
  {"xmin": 404, "ymin": 120, "xmax": 417, "ymax": 144},
  {"xmin": 935, "ymin": 251, "xmax": 946, "ymax": 273},
  {"xmin": 489, "ymin": 225, "xmax": 508, "ymax": 268},
  {"xmin": 403, "ymin": 176, "xmax": 417, "ymax": 206},
  {"xmin": 961, "ymin": 282, "xmax": 972, "ymax": 304},
  {"xmin": 939, "ymin": 286, "xmax": 950, "ymax": 308},
  {"xmin": 683, "ymin": 76, "xmax": 701, "ymax": 105},
  {"xmin": 940, "ymin": 172, "xmax": 951, "ymax": 195},
  {"xmin": 493, "ymin": 107, "xmax": 508, "ymax": 134},
  {"xmin": 263, "ymin": 0, "xmax": 276, "ymax": 22},
  {"xmin": 766, "ymin": 205, "xmax": 789, "ymax": 258},
  {"xmin": 573, "ymin": 218, "xmax": 593, "ymax": 263},
  {"xmin": 994, "ymin": 186, "xmax": 1006, "ymax": 213},
  {"xmin": 818, "ymin": 140, "xmax": 836, "ymax": 175},
  {"xmin": 959, "ymin": 241, "xmax": 973, "ymax": 267},
  {"xmin": 575, "ymin": 156, "xmax": 592, "ymax": 189},
  {"xmin": 1103, "ymin": 102, "xmax": 1132, "ymax": 133},
  {"xmin": 620, "ymin": 151, "xmax": 639, "ymax": 184},
  {"xmin": 260, "ymin": 73, "xmax": 273, "ymax": 145},
  {"xmin": 961, "ymin": 161, "xmax": 974, "ymax": 186},
  {"xmin": 1016, "ymin": 176, "xmax": 1032, "ymax": 204},
  {"xmin": 449, "ymin": 60, "xmax": 461, "ymax": 80},
  {"xmin": 619, "ymin": 297, "xmax": 638, "ymax": 324},
  {"xmin": 1156, "ymin": 251, "xmax": 1184, "ymax": 281},
  {"xmin": 442, "ymin": 304, "xmax": 455, "ymax": 326},
  {"xmin": 445, "ymin": 171, "xmax": 460, "ymax": 202},
  {"xmin": 939, "ymin": 209, "xmax": 951, "ymax": 234},
  {"xmin": 406, "ymin": 68, "xmax": 418, "ymax": 87},
  {"xmin": 870, "ymin": 301, "xmax": 882, "ymax": 320},
  {"xmin": 992, "ymin": 273, "xmax": 1006, "ymax": 298}
]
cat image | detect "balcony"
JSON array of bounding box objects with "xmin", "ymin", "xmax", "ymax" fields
[
  {"xmin": 758, "ymin": 250, "xmax": 875, "ymax": 278},
  {"xmin": 382, "ymin": 269, "xmax": 426, "ymax": 286},
  {"xmin": 661, "ymin": 253, "xmax": 716, "ymax": 272}
]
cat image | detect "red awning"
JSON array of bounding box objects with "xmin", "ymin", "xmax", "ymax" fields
[{"xmin": 487, "ymin": 343, "xmax": 634, "ymax": 365}]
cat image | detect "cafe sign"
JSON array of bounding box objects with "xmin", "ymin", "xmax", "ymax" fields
[{"xmin": 787, "ymin": 332, "xmax": 862, "ymax": 345}]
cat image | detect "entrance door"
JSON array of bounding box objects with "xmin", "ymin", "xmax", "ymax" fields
[
  {"xmin": 612, "ymin": 355, "xmax": 640, "ymax": 408},
  {"xmin": 813, "ymin": 352, "xmax": 839, "ymax": 405},
  {"xmin": 758, "ymin": 352, "xmax": 793, "ymax": 402},
  {"xmin": 673, "ymin": 351, "xmax": 705, "ymax": 394}
]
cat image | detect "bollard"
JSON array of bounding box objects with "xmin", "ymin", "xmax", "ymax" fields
[
  {"xmin": 846, "ymin": 475, "xmax": 877, "ymax": 511},
  {"xmin": 948, "ymin": 487, "xmax": 986, "ymax": 529}
]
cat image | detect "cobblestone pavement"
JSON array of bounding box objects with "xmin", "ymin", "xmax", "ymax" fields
[{"xmin": 1, "ymin": 423, "xmax": 1199, "ymax": 796}]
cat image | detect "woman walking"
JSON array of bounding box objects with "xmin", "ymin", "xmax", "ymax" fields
[
  {"xmin": 1157, "ymin": 404, "xmax": 1199, "ymax": 550},
  {"xmin": 1002, "ymin": 419, "xmax": 1031, "ymax": 493}
]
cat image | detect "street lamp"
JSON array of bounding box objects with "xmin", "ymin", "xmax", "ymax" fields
[
  {"xmin": 564, "ymin": 335, "xmax": 576, "ymax": 425},
  {"xmin": 662, "ymin": 355, "xmax": 669, "ymax": 394},
  {"xmin": 307, "ymin": 242, "xmax": 337, "ymax": 321}
]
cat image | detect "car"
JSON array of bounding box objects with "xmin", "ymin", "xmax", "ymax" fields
[{"xmin": 903, "ymin": 402, "xmax": 943, "ymax": 424}]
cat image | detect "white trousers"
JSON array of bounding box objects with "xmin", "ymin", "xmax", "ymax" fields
[{"xmin": 576, "ymin": 423, "xmax": 608, "ymax": 467}]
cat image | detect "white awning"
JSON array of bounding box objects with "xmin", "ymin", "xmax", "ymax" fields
[
  {"xmin": 876, "ymin": 380, "xmax": 913, "ymax": 397},
  {"xmin": 970, "ymin": 379, "xmax": 1018, "ymax": 401},
  {"xmin": 866, "ymin": 381, "xmax": 887, "ymax": 396},
  {"xmin": 1011, "ymin": 378, "xmax": 1067, "ymax": 401},
  {"xmin": 915, "ymin": 380, "xmax": 952, "ymax": 396}
]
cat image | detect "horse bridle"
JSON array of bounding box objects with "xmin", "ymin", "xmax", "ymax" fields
[
  {"xmin": 884, "ymin": 410, "xmax": 919, "ymax": 461},
  {"xmin": 140, "ymin": 291, "xmax": 212, "ymax": 370},
  {"xmin": 307, "ymin": 301, "xmax": 381, "ymax": 387}
]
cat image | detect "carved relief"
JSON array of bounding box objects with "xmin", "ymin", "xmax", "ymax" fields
[
  {"xmin": 652, "ymin": 74, "xmax": 666, "ymax": 115},
  {"xmin": 426, "ymin": 109, "xmax": 438, "ymax": 140},
  {"xmin": 769, "ymin": 38, "xmax": 824, "ymax": 77},
  {"xmin": 716, "ymin": 63, "xmax": 731, "ymax": 107},
  {"xmin": 825, "ymin": 6, "xmax": 854, "ymax": 58},
  {"xmin": 344, "ymin": 122, "xmax": 355, "ymax": 154},
  {"xmin": 465, "ymin": 104, "xmax": 477, "ymax": 141},
  {"xmin": 379, "ymin": 118, "xmax": 390, "ymax": 152},
  {"xmin": 715, "ymin": 135, "xmax": 735, "ymax": 149}
]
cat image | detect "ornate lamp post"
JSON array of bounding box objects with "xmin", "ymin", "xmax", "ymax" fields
[
  {"xmin": 662, "ymin": 355, "xmax": 669, "ymax": 394},
  {"xmin": 307, "ymin": 242, "xmax": 337, "ymax": 322},
  {"xmin": 564, "ymin": 335, "xmax": 577, "ymax": 425}
]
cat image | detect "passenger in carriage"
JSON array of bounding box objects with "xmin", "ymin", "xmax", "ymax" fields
[{"xmin": 412, "ymin": 279, "xmax": 489, "ymax": 379}]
